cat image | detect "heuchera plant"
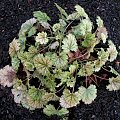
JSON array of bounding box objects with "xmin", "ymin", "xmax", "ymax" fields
[{"xmin": 0, "ymin": 4, "xmax": 120, "ymax": 117}]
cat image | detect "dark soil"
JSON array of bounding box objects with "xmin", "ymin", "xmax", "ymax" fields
[{"xmin": 0, "ymin": 0, "xmax": 120, "ymax": 120}]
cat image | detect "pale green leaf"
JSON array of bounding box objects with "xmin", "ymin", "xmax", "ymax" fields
[
  {"xmin": 33, "ymin": 11, "xmax": 50, "ymax": 22},
  {"xmin": 73, "ymin": 19, "xmax": 92, "ymax": 37},
  {"xmin": 43, "ymin": 104, "xmax": 57, "ymax": 116},
  {"xmin": 19, "ymin": 18, "xmax": 36, "ymax": 36},
  {"xmin": 96, "ymin": 16, "xmax": 103, "ymax": 27},
  {"xmin": 26, "ymin": 87, "xmax": 47, "ymax": 109},
  {"xmin": 78, "ymin": 85, "xmax": 97, "ymax": 104},
  {"xmin": 78, "ymin": 62, "xmax": 94, "ymax": 76},
  {"xmin": 52, "ymin": 23, "xmax": 61, "ymax": 32},
  {"xmin": 43, "ymin": 93, "xmax": 59, "ymax": 101},
  {"xmin": 43, "ymin": 104, "xmax": 69, "ymax": 116},
  {"xmin": 24, "ymin": 62, "xmax": 34, "ymax": 71},
  {"xmin": 11, "ymin": 56, "xmax": 20, "ymax": 71},
  {"xmin": 94, "ymin": 48, "xmax": 109, "ymax": 72},
  {"xmin": 33, "ymin": 54, "xmax": 52, "ymax": 75},
  {"xmin": 107, "ymin": 76, "xmax": 120, "ymax": 91},
  {"xmin": 60, "ymin": 89, "xmax": 80, "ymax": 108},
  {"xmin": 109, "ymin": 66, "xmax": 120, "ymax": 76},
  {"xmin": 62, "ymin": 34, "xmax": 78, "ymax": 53},
  {"xmin": 75, "ymin": 5, "xmax": 88, "ymax": 18},
  {"xmin": 107, "ymin": 40, "xmax": 118, "ymax": 62},
  {"xmin": 28, "ymin": 46, "xmax": 38, "ymax": 55},
  {"xmin": 28, "ymin": 27, "xmax": 36, "ymax": 37},
  {"xmin": 52, "ymin": 52, "xmax": 68, "ymax": 68},
  {"xmin": 67, "ymin": 5, "xmax": 88, "ymax": 20},
  {"xmin": 55, "ymin": 3, "xmax": 68, "ymax": 18}
]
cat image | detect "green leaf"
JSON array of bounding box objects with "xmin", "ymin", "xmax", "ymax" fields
[
  {"xmin": 11, "ymin": 56, "xmax": 20, "ymax": 71},
  {"xmin": 78, "ymin": 62, "xmax": 94, "ymax": 76},
  {"xmin": 107, "ymin": 76, "xmax": 120, "ymax": 91},
  {"xmin": 19, "ymin": 18, "xmax": 36, "ymax": 36},
  {"xmin": 78, "ymin": 85, "xmax": 97, "ymax": 104},
  {"xmin": 24, "ymin": 62, "xmax": 34, "ymax": 71},
  {"xmin": 82, "ymin": 33, "xmax": 96, "ymax": 48},
  {"xmin": 94, "ymin": 48, "xmax": 109, "ymax": 72},
  {"xmin": 33, "ymin": 11, "xmax": 50, "ymax": 22},
  {"xmin": 67, "ymin": 5, "xmax": 88, "ymax": 20},
  {"xmin": 55, "ymin": 3, "xmax": 68, "ymax": 18},
  {"xmin": 33, "ymin": 54, "xmax": 52, "ymax": 75},
  {"xmin": 28, "ymin": 46, "xmax": 38, "ymax": 55},
  {"xmin": 62, "ymin": 34, "xmax": 78, "ymax": 53},
  {"xmin": 26, "ymin": 87, "xmax": 47, "ymax": 109},
  {"xmin": 18, "ymin": 51, "xmax": 33, "ymax": 63},
  {"xmin": 28, "ymin": 27, "xmax": 36, "ymax": 37},
  {"xmin": 43, "ymin": 104, "xmax": 69, "ymax": 116},
  {"xmin": 96, "ymin": 16, "xmax": 104, "ymax": 27},
  {"xmin": 52, "ymin": 52, "xmax": 68, "ymax": 68},
  {"xmin": 69, "ymin": 65, "xmax": 76, "ymax": 74},
  {"xmin": 75, "ymin": 5, "xmax": 88, "ymax": 18},
  {"xmin": 43, "ymin": 93, "xmax": 59, "ymax": 101},
  {"xmin": 109, "ymin": 66, "xmax": 120, "ymax": 76},
  {"xmin": 60, "ymin": 89, "xmax": 80, "ymax": 108},
  {"xmin": 72, "ymin": 19, "xmax": 92, "ymax": 37},
  {"xmin": 18, "ymin": 36, "xmax": 26, "ymax": 51},
  {"xmin": 52, "ymin": 23, "xmax": 61, "ymax": 32},
  {"xmin": 43, "ymin": 104, "xmax": 57, "ymax": 116},
  {"xmin": 42, "ymin": 74, "xmax": 56, "ymax": 92},
  {"xmin": 107, "ymin": 40, "xmax": 118, "ymax": 62}
]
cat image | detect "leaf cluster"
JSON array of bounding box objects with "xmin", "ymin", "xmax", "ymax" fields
[{"xmin": 0, "ymin": 3, "xmax": 119, "ymax": 118}]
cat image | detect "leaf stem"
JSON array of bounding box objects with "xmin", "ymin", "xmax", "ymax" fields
[{"xmin": 93, "ymin": 74, "xmax": 109, "ymax": 80}]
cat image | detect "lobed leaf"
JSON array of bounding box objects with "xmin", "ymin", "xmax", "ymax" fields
[
  {"xmin": 0, "ymin": 65, "xmax": 16, "ymax": 87},
  {"xmin": 33, "ymin": 11, "xmax": 50, "ymax": 22},
  {"xmin": 60, "ymin": 89, "xmax": 80, "ymax": 108},
  {"xmin": 62, "ymin": 34, "xmax": 78, "ymax": 53},
  {"xmin": 107, "ymin": 76, "xmax": 120, "ymax": 91},
  {"xmin": 78, "ymin": 85, "xmax": 97, "ymax": 104},
  {"xmin": 107, "ymin": 40, "xmax": 118, "ymax": 62},
  {"xmin": 43, "ymin": 104, "xmax": 69, "ymax": 116}
]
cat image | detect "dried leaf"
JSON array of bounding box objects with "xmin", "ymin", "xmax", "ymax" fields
[
  {"xmin": 107, "ymin": 76, "xmax": 120, "ymax": 91},
  {"xmin": 9, "ymin": 38, "xmax": 20, "ymax": 57},
  {"xmin": 0, "ymin": 65, "xmax": 16, "ymax": 87},
  {"xmin": 107, "ymin": 40, "xmax": 118, "ymax": 62},
  {"xmin": 96, "ymin": 27, "xmax": 108, "ymax": 43}
]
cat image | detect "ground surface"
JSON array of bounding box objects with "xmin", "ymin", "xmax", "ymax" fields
[{"xmin": 0, "ymin": 0, "xmax": 120, "ymax": 120}]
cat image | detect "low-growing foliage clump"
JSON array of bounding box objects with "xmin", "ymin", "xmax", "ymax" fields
[{"xmin": 0, "ymin": 4, "xmax": 120, "ymax": 118}]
